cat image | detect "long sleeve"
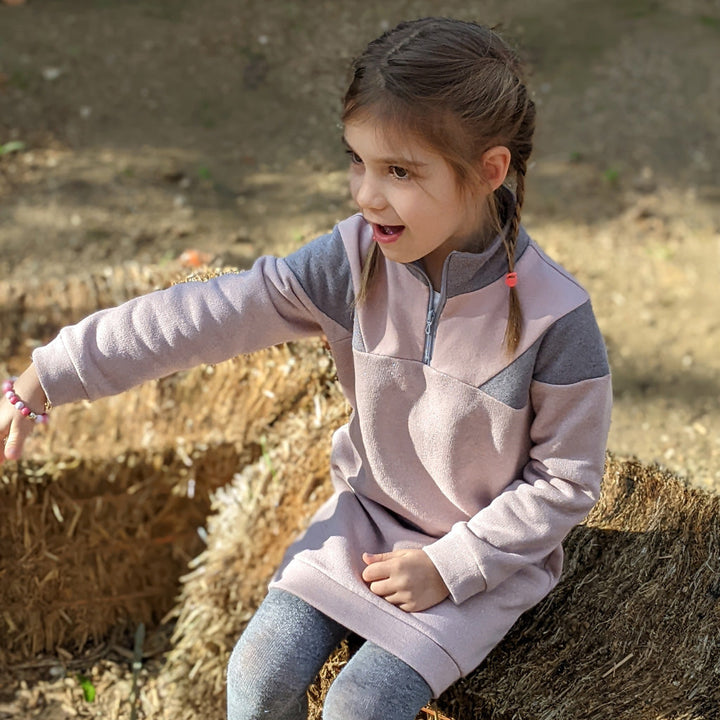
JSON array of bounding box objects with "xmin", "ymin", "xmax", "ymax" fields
[
  {"xmin": 424, "ymin": 301, "xmax": 612, "ymax": 604},
  {"xmin": 32, "ymin": 229, "xmax": 355, "ymax": 406}
]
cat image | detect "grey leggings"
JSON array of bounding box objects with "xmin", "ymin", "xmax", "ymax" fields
[{"xmin": 227, "ymin": 589, "xmax": 432, "ymax": 720}]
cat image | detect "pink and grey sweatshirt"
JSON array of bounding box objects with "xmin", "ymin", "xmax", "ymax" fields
[{"xmin": 32, "ymin": 209, "xmax": 612, "ymax": 697}]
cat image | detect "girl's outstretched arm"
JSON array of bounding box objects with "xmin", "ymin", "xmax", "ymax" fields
[
  {"xmin": 31, "ymin": 229, "xmax": 355, "ymax": 408},
  {"xmin": 0, "ymin": 364, "xmax": 47, "ymax": 462},
  {"xmin": 2, "ymin": 227, "xmax": 354, "ymax": 461}
]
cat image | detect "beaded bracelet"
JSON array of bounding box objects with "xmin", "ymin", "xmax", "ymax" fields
[{"xmin": 2, "ymin": 378, "xmax": 50, "ymax": 424}]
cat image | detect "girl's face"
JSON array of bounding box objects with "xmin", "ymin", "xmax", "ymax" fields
[{"xmin": 344, "ymin": 118, "xmax": 491, "ymax": 284}]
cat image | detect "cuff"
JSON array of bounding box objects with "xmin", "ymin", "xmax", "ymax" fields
[
  {"xmin": 423, "ymin": 524, "xmax": 487, "ymax": 605},
  {"xmin": 32, "ymin": 335, "xmax": 89, "ymax": 406}
]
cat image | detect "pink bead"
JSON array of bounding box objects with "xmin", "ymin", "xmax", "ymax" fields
[
  {"xmin": 8, "ymin": 395, "xmax": 18, "ymax": 405},
  {"xmin": 2, "ymin": 380, "xmax": 12, "ymax": 393},
  {"xmin": 20, "ymin": 406, "xmax": 31, "ymax": 416}
]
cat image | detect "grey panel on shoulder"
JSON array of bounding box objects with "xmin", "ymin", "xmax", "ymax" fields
[
  {"xmin": 284, "ymin": 228, "xmax": 355, "ymax": 332},
  {"xmin": 534, "ymin": 300, "xmax": 610, "ymax": 385},
  {"xmin": 478, "ymin": 301, "xmax": 609, "ymax": 408}
]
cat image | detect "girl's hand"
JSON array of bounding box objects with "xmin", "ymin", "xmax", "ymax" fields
[
  {"xmin": 1, "ymin": 364, "xmax": 47, "ymax": 463},
  {"xmin": 361, "ymin": 549, "xmax": 449, "ymax": 613}
]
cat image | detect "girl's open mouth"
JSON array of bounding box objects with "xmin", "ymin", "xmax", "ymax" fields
[{"xmin": 372, "ymin": 223, "xmax": 405, "ymax": 244}]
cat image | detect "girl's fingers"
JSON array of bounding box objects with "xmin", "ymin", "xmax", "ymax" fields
[
  {"xmin": 4, "ymin": 423, "xmax": 23, "ymax": 460},
  {"xmin": 0, "ymin": 414, "xmax": 13, "ymax": 462},
  {"xmin": 361, "ymin": 560, "xmax": 391, "ymax": 582},
  {"xmin": 379, "ymin": 592, "xmax": 411, "ymax": 609},
  {"xmin": 368, "ymin": 578, "xmax": 395, "ymax": 597},
  {"xmin": 3, "ymin": 419, "xmax": 29, "ymax": 461}
]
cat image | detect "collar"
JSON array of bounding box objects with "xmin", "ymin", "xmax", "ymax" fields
[{"xmin": 405, "ymin": 186, "xmax": 530, "ymax": 298}]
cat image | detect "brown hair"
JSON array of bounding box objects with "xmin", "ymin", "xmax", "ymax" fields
[{"xmin": 342, "ymin": 17, "xmax": 535, "ymax": 353}]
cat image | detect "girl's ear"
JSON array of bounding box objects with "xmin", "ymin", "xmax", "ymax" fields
[{"xmin": 480, "ymin": 146, "xmax": 512, "ymax": 191}]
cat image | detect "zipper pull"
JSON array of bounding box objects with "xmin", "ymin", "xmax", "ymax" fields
[
  {"xmin": 425, "ymin": 308, "xmax": 435, "ymax": 335},
  {"xmin": 423, "ymin": 307, "xmax": 435, "ymax": 364}
]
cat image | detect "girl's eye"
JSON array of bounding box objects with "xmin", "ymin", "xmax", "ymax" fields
[
  {"xmin": 390, "ymin": 165, "xmax": 409, "ymax": 180},
  {"xmin": 346, "ymin": 149, "xmax": 362, "ymax": 165}
]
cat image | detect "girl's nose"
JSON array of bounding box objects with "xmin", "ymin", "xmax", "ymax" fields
[{"xmin": 354, "ymin": 173, "xmax": 386, "ymax": 212}]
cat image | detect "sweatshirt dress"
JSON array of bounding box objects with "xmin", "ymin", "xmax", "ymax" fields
[{"xmin": 32, "ymin": 211, "xmax": 612, "ymax": 697}]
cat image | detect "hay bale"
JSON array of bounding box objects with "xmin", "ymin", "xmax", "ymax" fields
[
  {"xmin": 154, "ymin": 383, "xmax": 349, "ymax": 719},
  {"xmin": 0, "ymin": 336, "xmax": 338, "ymax": 665},
  {"xmin": 1, "ymin": 261, "xmax": 341, "ymax": 666},
  {"xmin": 1, "ymin": 328, "xmax": 339, "ymax": 664},
  {"xmin": 4, "ymin": 265, "xmax": 718, "ymax": 716},
  {"xmin": 0, "ymin": 443, "xmax": 245, "ymax": 665},
  {"xmin": 157, "ymin": 453, "xmax": 720, "ymax": 720},
  {"xmin": 2, "ymin": 261, "xmax": 338, "ymax": 460},
  {"xmin": 431, "ymin": 456, "xmax": 720, "ymax": 719}
]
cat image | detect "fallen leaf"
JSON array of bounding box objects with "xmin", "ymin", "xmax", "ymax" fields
[{"xmin": 179, "ymin": 249, "xmax": 213, "ymax": 268}]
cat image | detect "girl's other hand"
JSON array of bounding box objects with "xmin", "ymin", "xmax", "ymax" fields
[
  {"xmin": 1, "ymin": 364, "xmax": 47, "ymax": 463},
  {"xmin": 361, "ymin": 549, "xmax": 450, "ymax": 613}
]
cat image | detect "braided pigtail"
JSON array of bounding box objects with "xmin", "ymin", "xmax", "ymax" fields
[
  {"xmin": 501, "ymin": 77, "xmax": 535, "ymax": 355},
  {"xmin": 502, "ymin": 159, "xmax": 526, "ymax": 354}
]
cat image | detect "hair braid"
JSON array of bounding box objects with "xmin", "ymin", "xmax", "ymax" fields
[
  {"xmin": 502, "ymin": 159, "xmax": 526, "ymax": 353},
  {"xmin": 501, "ymin": 84, "xmax": 534, "ymax": 354}
]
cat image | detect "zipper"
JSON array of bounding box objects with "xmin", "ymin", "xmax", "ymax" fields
[
  {"xmin": 422, "ymin": 289, "xmax": 437, "ymax": 365},
  {"xmin": 414, "ymin": 260, "xmax": 449, "ymax": 365}
]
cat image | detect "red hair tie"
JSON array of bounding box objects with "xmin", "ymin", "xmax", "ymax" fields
[{"xmin": 505, "ymin": 272, "xmax": 517, "ymax": 288}]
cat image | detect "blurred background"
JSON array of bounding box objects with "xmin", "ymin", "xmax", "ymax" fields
[{"xmin": 1, "ymin": 0, "xmax": 719, "ymax": 489}]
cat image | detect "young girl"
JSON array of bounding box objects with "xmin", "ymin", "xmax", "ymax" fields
[{"xmin": 1, "ymin": 17, "xmax": 612, "ymax": 720}]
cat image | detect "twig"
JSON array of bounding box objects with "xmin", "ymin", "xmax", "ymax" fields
[
  {"xmin": 7, "ymin": 642, "xmax": 111, "ymax": 671},
  {"xmin": 419, "ymin": 707, "xmax": 455, "ymax": 720},
  {"xmin": 601, "ymin": 653, "xmax": 634, "ymax": 678}
]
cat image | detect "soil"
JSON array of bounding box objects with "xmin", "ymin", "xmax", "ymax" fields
[{"xmin": 0, "ymin": 0, "xmax": 719, "ymax": 716}]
